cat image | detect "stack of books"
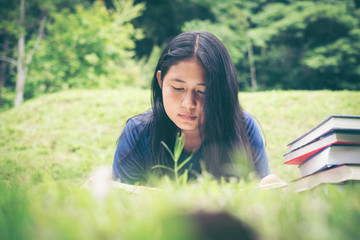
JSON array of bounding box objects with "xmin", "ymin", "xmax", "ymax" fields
[{"xmin": 283, "ymin": 115, "xmax": 360, "ymax": 191}]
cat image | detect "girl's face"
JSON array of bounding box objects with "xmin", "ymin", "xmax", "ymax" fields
[{"xmin": 157, "ymin": 59, "xmax": 206, "ymax": 136}]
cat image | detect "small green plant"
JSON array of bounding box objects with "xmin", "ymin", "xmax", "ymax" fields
[{"xmin": 152, "ymin": 132, "xmax": 194, "ymax": 186}]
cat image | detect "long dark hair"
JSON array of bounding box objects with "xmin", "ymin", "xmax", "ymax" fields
[{"xmin": 151, "ymin": 31, "xmax": 254, "ymax": 178}]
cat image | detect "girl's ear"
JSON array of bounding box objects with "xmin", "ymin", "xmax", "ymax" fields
[{"xmin": 156, "ymin": 70, "xmax": 162, "ymax": 89}]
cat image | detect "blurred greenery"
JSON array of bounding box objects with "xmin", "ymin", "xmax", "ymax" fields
[
  {"xmin": 1, "ymin": 0, "xmax": 360, "ymax": 106},
  {"xmin": 26, "ymin": 0, "xmax": 144, "ymax": 97},
  {"xmin": 1, "ymin": 88, "xmax": 360, "ymax": 239}
]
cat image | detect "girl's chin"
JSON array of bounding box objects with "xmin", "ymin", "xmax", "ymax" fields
[{"xmin": 174, "ymin": 122, "xmax": 197, "ymax": 131}]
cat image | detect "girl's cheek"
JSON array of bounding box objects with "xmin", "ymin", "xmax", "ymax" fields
[
  {"xmin": 162, "ymin": 86, "xmax": 171, "ymax": 97},
  {"xmin": 163, "ymin": 88, "xmax": 180, "ymax": 103}
]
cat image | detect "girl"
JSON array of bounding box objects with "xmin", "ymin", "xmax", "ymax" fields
[{"xmin": 113, "ymin": 31, "xmax": 277, "ymax": 185}]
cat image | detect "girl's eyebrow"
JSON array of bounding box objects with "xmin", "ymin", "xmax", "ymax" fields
[{"xmin": 170, "ymin": 78, "xmax": 206, "ymax": 86}]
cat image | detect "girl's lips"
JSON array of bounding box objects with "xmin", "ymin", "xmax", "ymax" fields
[{"xmin": 179, "ymin": 114, "xmax": 197, "ymax": 121}]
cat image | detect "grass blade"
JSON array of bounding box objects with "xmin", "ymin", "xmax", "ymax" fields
[{"xmin": 151, "ymin": 165, "xmax": 174, "ymax": 173}]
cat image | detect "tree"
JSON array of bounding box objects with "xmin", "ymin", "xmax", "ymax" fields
[
  {"xmin": 0, "ymin": 0, "xmax": 18, "ymax": 105},
  {"xmin": 27, "ymin": 0, "xmax": 144, "ymax": 95},
  {"xmin": 15, "ymin": 0, "xmax": 48, "ymax": 106},
  {"xmin": 132, "ymin": 0, "xmax": 214, "ymax": 58},
  {"xmin": 0, "ymin": 0, "xmax": 49, "ymax": 106},
  {"xmin": 249, "ymin": 0, "xmax": 360, "ymax": 90},
  {"xmin": 0, "ymin": 0, "xmax": 93, "ymax": 107},
  {"xmin": 141, "ymin": 0, "xmax": 360, "ymax": 90}
]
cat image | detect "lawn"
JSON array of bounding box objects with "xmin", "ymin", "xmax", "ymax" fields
[{"xmin": 1, "ymin": 88, "xmax": 360, "ymax": 240}]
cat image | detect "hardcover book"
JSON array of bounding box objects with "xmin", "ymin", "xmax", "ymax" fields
[
  {"xmin": 287, "ymin": 115, "xmax": 360, "ymax": 151},
  {"xmin": 298, "ymin": 145, "xmax": 360, "ymax": 177},
  {"xmin": 284, "ymin": 132, "xmax": 360, "ymax": 165}
]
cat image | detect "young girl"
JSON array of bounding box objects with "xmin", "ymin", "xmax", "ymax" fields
[{"xmin": 113, "ymin": 31, "xmax": 276, "ymax": 185}]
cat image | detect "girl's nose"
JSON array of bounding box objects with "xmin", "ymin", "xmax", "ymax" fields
[{"xmin": 181, "ymin": 91, "xmax": 196, "ymax": 109}]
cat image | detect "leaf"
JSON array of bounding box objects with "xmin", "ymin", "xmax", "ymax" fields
[
  {"xmin": 173, "ymin": 132, "xmax": 185, "ymax": 162},
  {"xmin": 160, "ymin": 141, "xmax": 175, "ymax": 160},
  {"xmin": 177, "ymin": 153, "xmax": 194, "ymax": 172},
  {"xmin": 151, "ymin": 165, "xmax": 174, "ymax": 173}
]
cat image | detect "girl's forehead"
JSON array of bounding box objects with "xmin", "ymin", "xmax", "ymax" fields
[
  {"xmin": 165, "ymin": 62, "xmax": 206, "ymax": 86},
  {"xmin": 168, "ymin": 58, "xmax": 203, "ymax": 70},
  {"xmin": 166, "ymin": 59, "xmax": 205, "ymax": 78}
]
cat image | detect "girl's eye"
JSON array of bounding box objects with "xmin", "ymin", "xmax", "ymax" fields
[
  {"xmin": 197, "ymin": 90, "xmax": 206, "ymax": 95},
  {"xmin": 172, "ymin": 87, "xmax": 183, "ymax": 91}
]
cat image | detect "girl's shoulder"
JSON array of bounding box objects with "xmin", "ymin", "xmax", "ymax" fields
[
  {"xmin": 242, "ymin": 111, "xmax": 263, "ymax": 140},
  {"xmin": 123, "ymin": 109, "xmax": 153, "ymax": 141},
  {"xmin": 243, "ymin": 111, "xmax": 256, "ymax": 127},
  {"xmin": 128, "ymin": 109, "xmax": 153, "ymax": 126}
]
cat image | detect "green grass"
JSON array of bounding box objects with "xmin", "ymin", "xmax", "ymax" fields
[{"xmin": 1, "ymin": 88, "xmax": 360, "ymax": 240}]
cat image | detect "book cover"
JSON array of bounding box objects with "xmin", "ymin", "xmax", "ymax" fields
[
  {"xmin": 287, "ymin": 115, "xmax": 360, "ymax": 151},
  {"xmin": 284, "ymin": 132, "xmax": 360, "ymax": 165},
  {"xmin": 298, "ymin": 145, "xmax": 360, "ymax": 177},
  {"xmin": 293, "ymin": 164, "xmax": 360, "ymax": 192}
]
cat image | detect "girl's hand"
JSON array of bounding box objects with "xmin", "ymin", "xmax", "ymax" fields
[{"xmin": 259, "ymin": 174, "xmax": 288, "ymax": 188}]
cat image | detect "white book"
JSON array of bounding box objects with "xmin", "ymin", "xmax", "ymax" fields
[
  {"xmin": 293, "ymin": 164, "xmax": 360, "ymax": 192},
  {"xmin": 298, "ymin": 145, "xmax": 360, "ymax": 177}
]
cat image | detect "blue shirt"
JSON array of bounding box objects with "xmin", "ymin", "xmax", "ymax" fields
[{"xmin": 113, "ymin": 111, "xmax": 270, "ymax": 184}]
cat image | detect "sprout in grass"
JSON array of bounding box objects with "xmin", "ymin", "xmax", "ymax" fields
[{"xmin": 152, "ymin": 132, "xmax": 194, "ymax": 186}]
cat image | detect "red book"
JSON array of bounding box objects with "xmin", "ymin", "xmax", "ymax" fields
[{"xmin": 284, "ymin": 132, "xmax": 360, "ymax": 165}]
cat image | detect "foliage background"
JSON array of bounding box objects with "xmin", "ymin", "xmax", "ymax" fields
[{"xmin": 1, "ymin": 0, "xmax": 360, "ymax": 108}]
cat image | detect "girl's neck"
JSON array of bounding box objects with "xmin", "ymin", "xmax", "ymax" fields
[{"xmin": 182, "ymin": 129, "xmax": 203, "ymax": 153}]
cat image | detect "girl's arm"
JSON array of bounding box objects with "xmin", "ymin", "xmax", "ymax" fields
[{"xmin": 113, "ymin": 118, "xmax": 148, "ymax": 184}]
